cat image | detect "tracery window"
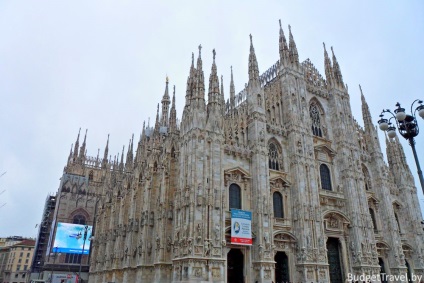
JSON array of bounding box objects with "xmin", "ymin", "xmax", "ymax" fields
[
  {"xmin": 88, "ymin": 170, "xmax": 94, "ymax": 181},
  {"xmin": 73, "ymin": 214, "xmax": 86, "ymax": 225},
  {"xmin": 273, "ymin": 192, "xmax": 284, "ymax": 218},
  {"xmin": 320, "ymin": 164, "xmax": 332, "ymax": 191},
  {"xmin": 310, "ymin": 103, "xmax": 323, "ymax": 137},
  {"xmin": 268, "ymin": 142, "xmax": 281, "ymax": 171},
  {"xmin": 229, "ymin": 184, "xmax": 241, "ymax": 209}
]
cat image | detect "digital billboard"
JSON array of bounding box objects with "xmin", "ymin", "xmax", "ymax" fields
[{"xmin": 52, "ymin": 222, "xmax": 92, "ymax": 254}]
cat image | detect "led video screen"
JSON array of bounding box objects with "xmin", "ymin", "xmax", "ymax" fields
[{"xmin": 52, "ymin": 222, "xmax": 92, "ymax": 254}]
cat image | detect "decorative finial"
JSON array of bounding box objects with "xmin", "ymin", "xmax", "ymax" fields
[
  {"xmin": 359, "ymin": 84, "xmax": 363, "ymax": 94},
  {"xmin": 173, "ymin": 85, "xmax": 175, "ymax": 94},
  {"xmin": 279, "ymin": 19, "xmax": 282, "ymax": 28},
  {"xmin": 166, "ymin": 75, "xmax": 169, "ymax": 83},
  {"xmin": 323, "ymin": 42, "xmax": 326, "ymax": 49},
  {"xmin": 198, "ymin": 44, "xmax": 202, "ymax": 56},
  {"xmin": 212, "ymin": 49, "xmax": 216, "ymax": 61},
  {"xmin": 288, "ymin": 24, "xmax": 291, "ymax": 32},
  {"xmin": 191, "ymin": 52, "xmax": 194, "ymax": 64},
  {"xmin": 249, "ymin": 34, "xmax": 252, "ymax": 44},
  {"xmin": 331, "ymin": 46, "xmax": 335, "ymax": 56}
]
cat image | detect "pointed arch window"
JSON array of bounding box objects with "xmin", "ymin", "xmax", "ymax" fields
[
  {"xmin": 73, "ymin": 214, "xmax": 86, "ymax": 225},
  {"xmin": 310, "ymin": 103, "xmax": 323, "ymax": 137},
  {"xmin": 320, "ymin": 164, "xmax": 332, "ymax": 191},
  {"xmin": 88, "ymin": 170, "xmax": 94, "ymax": 181},
  {"xmin": 369, "ymin": 208, "xmax": 377, "ymax": 231},
  {"xmin": 229, "ymin": 184, "xmax": 241, "ymax": 209},
  {"xmin": 273, "ymin": 192, "xmax": 284, "ymax": 218},
  {"xmin": 268, "ymin": 142, "xmax": 281, "ymax": 171}
]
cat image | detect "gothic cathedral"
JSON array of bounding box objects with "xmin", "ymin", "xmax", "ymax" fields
[{"xmin": 60, "ymin": 22, "xmax": 424, "ymax": 283}]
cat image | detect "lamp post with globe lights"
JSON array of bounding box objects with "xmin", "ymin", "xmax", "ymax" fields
[
  {"xmin": 377, "ymin": 99, "xmax": 424, "ymax": 193},
  {"xmin": 76, "ymin": 225, "xmax": 91, "ymax": 283}
]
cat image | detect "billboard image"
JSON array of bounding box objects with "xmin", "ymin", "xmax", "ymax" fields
[
  {"xmin": 53, "ymin": 222, "xmax": 92, "ymax": 254},
  {"xmin": 231, "ymin": 209, "xmax": 252, "ymax": 245}
]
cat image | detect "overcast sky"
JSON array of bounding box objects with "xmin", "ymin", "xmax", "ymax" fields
[{"xmin": 1, "ymin": 1, "xmax": 423, "ymax": 237}]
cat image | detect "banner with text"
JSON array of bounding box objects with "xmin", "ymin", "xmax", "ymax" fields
[{"xmin": 231, "ymin": 209, "xmax": 252, "ymax": 245}]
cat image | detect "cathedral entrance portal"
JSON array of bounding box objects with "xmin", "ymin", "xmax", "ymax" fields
[
  {"xmin": 327, "ymin": 237, "xmax": 343, "ymax": 283},
  {"xmin": 227, "ymin": 248, "xmax": 244, "ymax": 283},
  {"xmin": 274, "ymin": 251, "xmax": 289, "ymax": 283}
]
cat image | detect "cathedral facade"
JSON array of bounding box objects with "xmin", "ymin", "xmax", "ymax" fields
[{"xmin": 58, "ymin": 22, "xmax": 424, "ymax": 283}]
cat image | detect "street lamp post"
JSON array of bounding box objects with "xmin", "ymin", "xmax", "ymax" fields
[
  {"xmin": 378, "ymin": 99, "xmax": 424, "ymax": 193},
  {"xmin": 76, "ymin": 225, "xmax": 90, "ymax": 283},
  {"xmin": 50, "ymin": 247, "xmax": 60, "ymax": 283}
]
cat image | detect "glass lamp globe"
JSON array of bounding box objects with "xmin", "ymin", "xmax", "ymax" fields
[
  {"xmin": 418, "ymin": 105, "xmax": 424, "ymax": 119},
  {"xmin": 387, "ymin": 126, "xmax": 397, "ymax": 138},
  {"xmin": 395, "ymin": 109, "xmax": 406, "ymax": 121},
  {"xmin": 378, "ymin": 119, "xmax": 389, "ymax": 131}
]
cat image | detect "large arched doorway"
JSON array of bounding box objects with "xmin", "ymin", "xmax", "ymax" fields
[
  {"xmin": 275, "ymin": 251, "xmax": 289, "ymax": 283},
  {"xmin": 227, "ymin": 249, "xmax": 244, "ymax": 283},
  {"xmin": 379, "ymin": 258, "xmax": 387, "ymax": 283},
  {"xmin": 327, "ymin": 237, "xmax": 343, "ymax": 283}
]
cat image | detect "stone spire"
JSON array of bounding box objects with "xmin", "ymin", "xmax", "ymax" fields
[
  {"xmin": 248, "ymin": 34, "xmax": 260, "ymax": 84},
  {"xmin": 331, "ymin": 46, "xmax": 344, "ymax": 86},
  {"xmin": 79, "ymin": 129, "xmax": 88, "ymax": 159},
  {"xmin": 161, "ymin": 77, "xmax": 171, "ymax": 127},
  {"xmin": 73, "ymin": 128, "xmax": 81, "ymax": 160},
  {"xmin": 386, "ymin": 135, "xmax": 413, "ymax": 185},
  {"xmin": 154, "ymin": 103, "xmax": 160, "ymax": 132},
  {"xmin": 119, "ymin": 146, "xmax": 125, "ymax": 171},
  {"xmin": 208, "ymin": 49, "xmax": 220, "ymax": 105},
  {"xmin": 68, "ymin": 143, "xmax": 73, "ymax": 164},
  {"xmin": 323, "ymin": 43, "xmax": 333, "ymax": 86},
  {"xmin": 360, "ymin": 85, "xmax": 373, "ymax": 132},
  {"xmin": 185, "ymin": 53, "xmax": 195, "ymax": 108},
  {"xmin": 169, "ymin": 86, "xmax": 177, "ymax": 132},
  {"xmin": 279, "ymin": 19, "xmax": 289, "ymax": 63},
  {"xmin": 230, "ymin": 66, "xmax": 235, "ymax": 109},
  {"xmin": 196, "ymin": 45, "xmax": 205, "ymax": 103},
  {"xmin": 288, "ymin": 25, "xmax": 299, "ymax": 64},
  {"xmin": 360, "ymin": 85, "xmax": 381, "ymax": 153},
  {"xmin": 126, "ymin": 134, "xmax": 134, "ymax": 170},
  {"xmin": 102, "ymin": 134, "xmax": 109, "ymax": 167}
]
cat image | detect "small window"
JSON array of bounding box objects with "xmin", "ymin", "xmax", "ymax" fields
[
  {"xmin": 19, "ymin": 252, "xmax": 23, "ymax": 257},
  {"xmin": 88, "ymin": 170, "xmax": 94, "ymax": 181},
  {"xmin": 17, "ymin": 265, "xmax": 21, "ymax": 270},
  {"xmin": 273, "ymin": 192, "xmax": 284, "ymax": 218},
  {"xmin": 229, "ymin": 184, "xmax": 241, "ymax": 209},
  {"xmin": 73, "ymin": 214, "xmax": 86, "ymax": 225},
  {"xmin": 26, "ymin": 253, "xmax": 30, "ymax": 258},
  {"xmin": 24, "ymin": 265, "xmax": 28, "ymax": 271},
  {"xmin": 65, "ymin": 253, "xmax": 82, "ymax": 264},
  {"xmin": 320, "ymin": 164, "xmax": 332, "ymax": 191}
]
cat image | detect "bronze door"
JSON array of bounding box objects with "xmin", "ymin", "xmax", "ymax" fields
[{"xmin": 327, "ymin": 238, "xmax": 343, "ymax": 283}]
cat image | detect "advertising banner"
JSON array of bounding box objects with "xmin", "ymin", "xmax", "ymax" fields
[
  {"xmin": 231, "ymin": 209, "xmax": 252, "ymax": 245},
  {"xmin": 51, "ymin": 273, "xmax": 78, "ymax": 283},
  {"xmin": 53, "ymin": 222, "xmax": 92, "ymax": 254}
]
